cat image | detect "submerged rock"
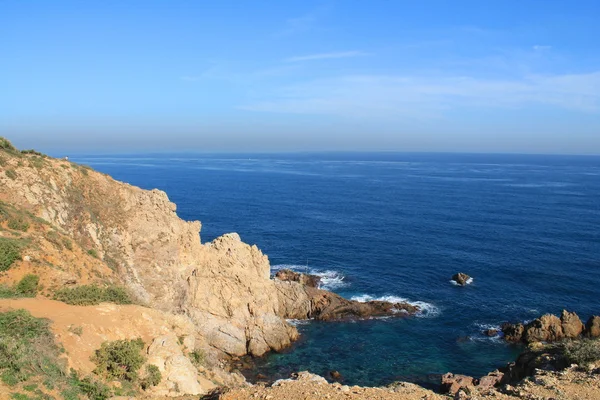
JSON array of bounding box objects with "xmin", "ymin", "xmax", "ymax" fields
[
  {"xmin": 275, "ymin": 268, "xmax": 321, "ymax": 288},
  {"xmin": 451, "ymin": 272, "xmax": 471, "ymax": 286}
]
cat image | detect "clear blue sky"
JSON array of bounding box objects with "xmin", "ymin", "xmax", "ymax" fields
[{"xmin": 2, "ymin": 0, "xmax": 600, "ymax": 154}]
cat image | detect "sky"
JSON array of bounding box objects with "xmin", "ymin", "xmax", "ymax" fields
[{"xmin": 1, "ymin": 0, "xmax": 600, "ymax": 154}]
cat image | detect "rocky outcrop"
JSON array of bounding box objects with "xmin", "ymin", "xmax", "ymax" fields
[
  {"xmin": 502, "ymin": 310, "xmax": 595, "ymax": 343},
  {"xmin": 440, "ymin": 370, "xmax": 504, "ymax": 395},
  {"xmin": 274, "ymin": 278, "xmax": 419, "ymax": 321},
  {"xmin": 440, "ymin": 373, "xmax": 475, "ymax": 395},
  {"xmin": 275, "ymin": 268, "xmax": 321, "ymax": 288},
  {"xmin": 451, "ymin": 272, "xmax": 471, "ymax": 286},
  {"xmin": 585, "ymin": 316, "xmax": 600, "ymax": 338}
]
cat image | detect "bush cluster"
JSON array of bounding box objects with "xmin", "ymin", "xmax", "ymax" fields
[
  {"xmin": 7, "ymin": 217, "xmax": 29, "ymax": 232},
  {"xmin": 563, "ymin": 338, "xmax": 600, "ymax": 367},
  {"xmin": 0, "ymin": 137, "xmax": 17, "ymax": 152},
  {"xmin": 92, "ymin": 339, "xmax": 145, "ymax": 382},
  {"xmin": 0, "ymin": 310, "xmax": 61, "ymax": 387},
  {"xmin": 0, "ymin": 238, "xmax": 22, "ymax": 271},
  {"xmin": 140, "ymin": 364, "xmax": 162, "ymax": 390},
  {"xmin": 53, "ymin": 285, "xmax": 132, "ymax": 306},
  {"xmin": 0, "ymin": 275, "xmax": 40, "ymax": 299}
]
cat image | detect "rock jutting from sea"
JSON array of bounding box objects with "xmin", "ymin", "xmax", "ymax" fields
[{"xmin": 501, "ymin": 310, "xmax": 600, "ymax": 343}]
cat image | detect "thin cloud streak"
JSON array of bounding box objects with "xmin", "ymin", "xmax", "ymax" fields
[
  {"xmin": 284, "ymin": 51, "xmax": 369, "ymax": 62},
  {"xmin": 240, "ymin": 71, "xmax": 600, "ymax": 117}
]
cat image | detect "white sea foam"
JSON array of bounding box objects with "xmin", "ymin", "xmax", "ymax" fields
[
  {"xmin": 449, "ymin": 277, "xmax": 474, "ymax": 286},
  {"xmin": 350, "ymin": 294, "xmax": 440, "ymax": 318},
  {"xmin": 286, "ymin": 319, "xmax": 312, "ymax": 327},
  {"xmin": 470, "ymin": 322, "xmax": 504, "ymax": 342},
  {"xmin": 272, "ymin": 264, "xmax": 349, "ymax": 291}
]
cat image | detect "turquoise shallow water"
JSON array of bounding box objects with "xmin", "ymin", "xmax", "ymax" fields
[{"xmin": 70, "ymin": 152, "xmax": 600, "ymax": 387}]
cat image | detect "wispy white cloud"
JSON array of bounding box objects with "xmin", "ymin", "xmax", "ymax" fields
[
  {"xmin": 284, "ymin": 51, "xmax": 368, "ymax": 63},
  {"xmin": 533, "ymin": 45, "xmax": 552, "ymax": 51},
  {"xmin": 239, "ymin": 72, "xmax": 600, "ymax": 117}
]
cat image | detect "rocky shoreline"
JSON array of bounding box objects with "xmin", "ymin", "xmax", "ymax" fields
[{"xmin": 1, "ymin": 137, "xmax": 600, "ymax": 399}]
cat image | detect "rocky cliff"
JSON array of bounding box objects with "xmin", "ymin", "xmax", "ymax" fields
[{"xmin": 0, "ymin": 142, "xmax": 300, "ymax": 359}]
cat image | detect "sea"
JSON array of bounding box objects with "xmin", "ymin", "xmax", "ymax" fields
[{"xmin": 69, "ymin": 152, "xmax": 600, "ymax": 387}]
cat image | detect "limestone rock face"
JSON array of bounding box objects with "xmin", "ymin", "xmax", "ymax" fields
[
  {"xmin": 0, "ymin": 153, "xmax": 300, "ymax": 358},
  {"xmin": 146, "ymin": 334, "xmax": 208, "ymax": 396}
]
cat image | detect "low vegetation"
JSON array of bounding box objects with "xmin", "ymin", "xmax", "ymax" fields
[
  {"xmin": 140, "ymin": 364, "xmax": 162, "ymax": 390},
  {"xmin": 0, "ymin": 310, "xmax": 63, "ymax": 388},
  {"xmin": 0, "ymin": 137, "xmax": 17, "ymax": 153},
  {"xmin": 0, "ymin": 275, "xmax": 40, "ymax": 299},
  {"xmin": 5, "ymin": 169, "xmax": 17, "ymax": 180},
  {"xmin": 8, "ymin": 217, "xmax": 30, "ymax": 232},
  {"xmin": 87, "ymin": 249, "xmax": 98, "ymax": 258},
  {"xmin": 92, "ymin": 338, "xmax": 145, "ymax": 382},
  {"xmin": 563, "ymin": 338, "xmax": 600, "ymax": 367},
  {"xmin": 0, "ymin": 238, "xmax": 23, "ymax": 271},
  {"xmin": 53, "ymin": 285, "xmax": 132, "ymax": 306}
]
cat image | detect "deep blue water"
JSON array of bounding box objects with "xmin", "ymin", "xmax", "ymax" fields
[{"xmin": 70, "ymin": 152, "xmax": 600, "ymax": 386}]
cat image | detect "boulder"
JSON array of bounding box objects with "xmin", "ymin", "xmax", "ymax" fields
[
  {"xmin": 502, "ymin": 323, "xmax": 525, "ymax": 342},
  {"xmin": 440, "ymin": 373, "xmax": 475, "ymax": 395},
  {"xmin": 585, "ymin": 316, "xmax": 600, "ymax": 338},
  {"xmin": 483, "ymin": 329, "xmax": 498, "ymax": 337},
  {"xmin": 478, "ymin": 370, "xmax": 504, "ymax": 390},
  {"xmin": 329, "ymin": 370, "xmax": 342, "ymax": 381},
  {"xmin": 451, "ymin": 273, "xmax": 471, "ymax": 286},
  {"xmin": 275, "ymin": 269, "xmax": 321, "ymax": 288},
  {"xmin": 524, "ymin": 314, "xmax": 564, "ymax": 343},
  {"xmin": 560, "ymin": 310, "xmax": 584, "ymax": 338}
]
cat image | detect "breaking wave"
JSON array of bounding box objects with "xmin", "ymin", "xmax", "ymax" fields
[
  {"xmin": 272, "ymin": 264, "xmax": 349, "ymax": 291},
  {"xmin": 350, "ymin": 294, "xmax": 440, "ymax": 318}
]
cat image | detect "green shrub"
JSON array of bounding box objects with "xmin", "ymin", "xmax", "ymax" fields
[
  {"xmin": 563, "ymin": 339, "xmax": 600, "ymax": 367},
  {"xmin": 64, "ymin": 371, "xmax": 111, "ymax": 400},
  {"xmin": 189, "ymin": 350, "xmax": 205, "ymax": 366},
  {"xmin": 140, "ymin": 364, "xmax": 161, "ymax": 390},
  {"xmin": 20, "ymin": 150, "xmax": 44, "ymax": 157},
  {"xmin": 5, "ymin": 169, "xmax": 17, "ymax": 180},
  {"xmin": 0, "ymin": 238, "xmax": 22, "ymax": 271},
  {"xmin": 62, "ymin": 238, "xmax": 73, "ymax": 251},
  {"xmin": 0, "ymin": 156, "xmax": 6, "ymax": 167},
  {"xmin": 92, "ymin": 339, "xmax": 145, "ymax": 382},
  {"xmin": 87, "ymin": 249, "xmax": 98, "ymax": 258},
  {"xmin": 15, "ymin": 275, "xmax": 39, "ymax": 297},
  {"xmin": 0, "ymin": 310, "xmax": 63, "ymax": 387},
  {"xmin": 0, "ymin": 138, "xmax": 17, "ymax": 152},
  {"xmin": 53, "ymin": 285, "xmax": 132, "ymax": 306},
  {"xmin": 8, "ymin": 218, "xmax": 29, "ymax": 232}
]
